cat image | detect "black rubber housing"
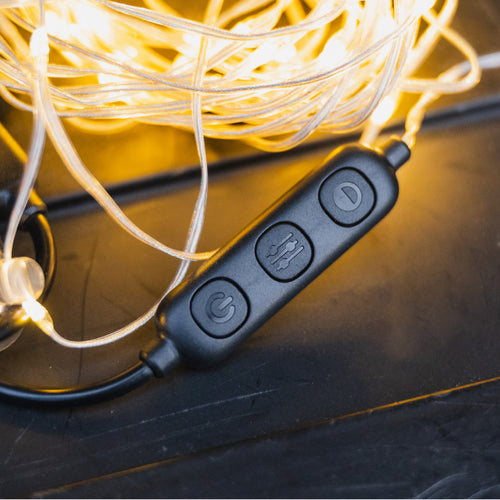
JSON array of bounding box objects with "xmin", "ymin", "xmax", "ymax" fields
[{"xmin": 156, "ymin": 144, "xmax": 401, "ymax": 368}]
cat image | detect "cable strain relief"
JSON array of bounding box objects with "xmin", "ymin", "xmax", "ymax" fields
[
  {"xmin": 140, "ymin": 335, "xmax": 181, "ymax": 378},
  {"xmin": 379, "ymin": 137, "xmax": 411, "ymax": 171}
]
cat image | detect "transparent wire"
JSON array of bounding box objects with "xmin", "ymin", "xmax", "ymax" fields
[{"xmin": 0, "ymin": 0, "xmax": 488, "ymax": 348}]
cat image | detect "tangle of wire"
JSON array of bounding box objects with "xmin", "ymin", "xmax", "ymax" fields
[{"xmin": 0, "ymin": 0, "xmax": 485, "ymax": 348}]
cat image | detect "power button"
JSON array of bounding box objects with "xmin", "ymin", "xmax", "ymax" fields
[
  {"xmin": 319, "ymin": 168, "xmax": 375, "ymax": 226},
  {"xmin": 191, "ymin": 279, "xmax": 249, "ymax": 338}
]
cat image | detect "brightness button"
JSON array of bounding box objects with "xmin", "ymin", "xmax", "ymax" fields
[{"xmin": 319, "ymin": 168, "xmax": 375, "ymax": 226}]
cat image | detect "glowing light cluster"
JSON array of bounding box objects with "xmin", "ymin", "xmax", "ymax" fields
[
  {"xmin": 0, "ymin": 0, "xmax": 483, "ymax": 348},
  {"xmin": 0, "ymin": 0, "xmax": 480, "ymax": 147}
]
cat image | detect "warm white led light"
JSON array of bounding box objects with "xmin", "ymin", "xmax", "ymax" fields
[
  {"xmin": 22, "ymin": 298, "xmax": 46, "ymax": 323},
  {"xmin": 370, "ymin": 95, "xmax": 398, "ymax": 127},
  {"xmin": 29, "ymin": 27, "xmax": 49, "ymax": 58}
]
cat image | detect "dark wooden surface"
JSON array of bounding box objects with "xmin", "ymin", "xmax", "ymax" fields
[
  {"xmin": 38, "ymin": 380, "xmax": 500, "ymax": 499},
  {"xmin": 0, "ymin": 1, "xmax": 499, "ymax": 497}
]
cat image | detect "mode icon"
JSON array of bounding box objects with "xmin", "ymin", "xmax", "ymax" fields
[{"xmin": 256, "ymin": 222, "xmax": 313, "ymax": 282}]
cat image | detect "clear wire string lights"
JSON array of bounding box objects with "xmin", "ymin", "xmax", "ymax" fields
[{"xmin": 0, "ymin": 0, "xmax": 485, "ymax": 348}]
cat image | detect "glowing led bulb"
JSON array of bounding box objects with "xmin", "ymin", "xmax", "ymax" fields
[
  {"xmin": 274, "ymin": 44, "xmax": 298, "ymax": 64},
  {"xmin": 29, "ymin": 27, "xmax": 49, "ymax": 58},
  {"xmin": 97, "ymin": 72, "xmax": 121, "ymax": 85},
  {"xmin": 22, "ymin": 298, "xmax": 47, "ymax": 323},
  {"xmin": 232, "ymin": 22, "xmax": 251, "ymax": 35},
  {"xmin": 182, "ymin": 33, "xmax": 202, "ymax": 57},
  {"xmin": 370, "ymin": 95, "xmax": 398, "ymax": 126},
  {"xmin": 318, "ymin": 38, "xmax": 347, "ymax": 67},
  {"xmin": 123, "ymin": 46, "xmax": 139, "ymax": 59},
  {"xmin": 375, "ymin": 15, "xmax": 397, "ymax": 40},
  {"xmin": 71, "ymin": 2, "xmax": 114, "ymax": 44}
]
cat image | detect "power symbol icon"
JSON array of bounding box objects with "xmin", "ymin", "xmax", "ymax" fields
[
  {"xmin": 333, "ymin": 181, "xmax": 362, "ymax": 211},
  {"xmin": 206, "ymin": 292, "xmax": 235, "ymax": 324},
  {"xmin": 191, "ymin": 279, "xmax": 248, "ymax": 338}
]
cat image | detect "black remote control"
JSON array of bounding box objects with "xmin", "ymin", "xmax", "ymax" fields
[{"xmin": 156, "ymin": 140, "xmax": 410, "ymax": 368}]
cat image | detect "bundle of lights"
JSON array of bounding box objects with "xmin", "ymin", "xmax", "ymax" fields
[{"xmin": 0, "ymin": 0, "xmax": 486, "ymax": 348}]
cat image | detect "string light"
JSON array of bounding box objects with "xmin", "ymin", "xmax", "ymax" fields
[
  {"xmin": 22, "ymin": 297, "xmax": 46, "ymax": 322},
  {"xmin": 0, "ymin": 0, "xmax": 486, "ymax": 348}
]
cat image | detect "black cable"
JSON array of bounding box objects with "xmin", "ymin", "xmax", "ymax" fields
[
  {"xmin": 0, "ymin": 362, "xmax": 154, "ymax": 405},
  {"xmin": 0, "ymin": 335, "xmax": 180, "ymax": 406}
]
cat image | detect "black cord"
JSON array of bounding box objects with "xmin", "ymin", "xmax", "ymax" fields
[
  {"xmin": 0, "ymin": 335, "xmax": 181, "ymax": 406},
  {"xmin": 0, "ymin": 362, "xmax": 154, "ymax": 405}
]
